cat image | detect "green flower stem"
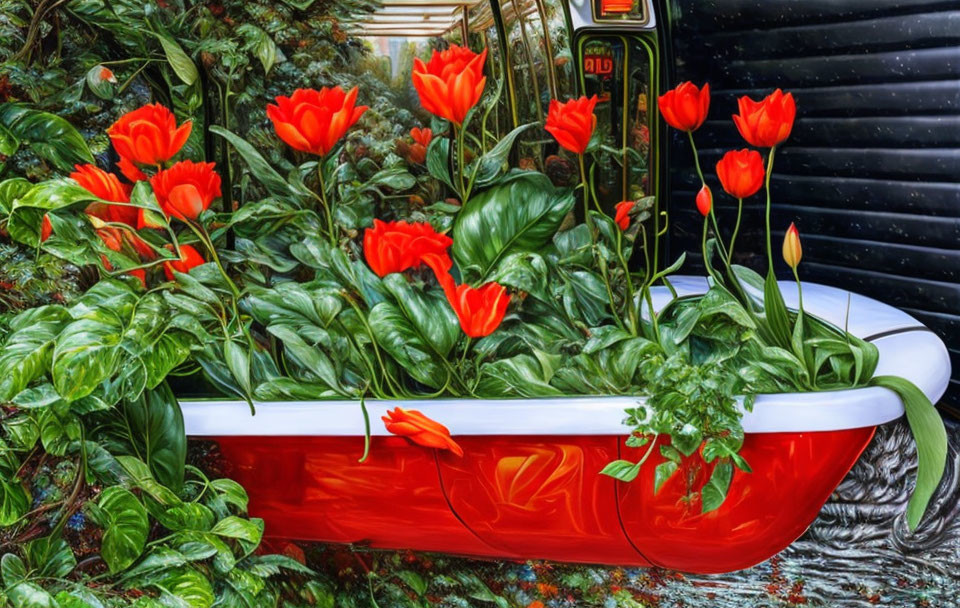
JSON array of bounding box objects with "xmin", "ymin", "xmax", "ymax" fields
[
  {"xmin": 184, "ymin": 220, "xmax": 239, "ymax": 301},
  {"xmin": 344, "ymin": 295, "xmax": 405, "ymax": 398},
  {"xmin": 577, "ymin": 155, "xmax": 596, "ymax": 234},
  {"xmin": 455, "ymin": 124, "xmax": 468, "ymax": 200},
  {"xmin": 616, "ymin": 229, "xmax": 639, "ymax": 334},
  {"xmin": 764, "ymin": 146, "xmax": 778, "ymax": 274},
  {"xmin": 726, "ymin": 198, "xmax": 744, "ymax": 265},
  {"xmin": 317, "ymin": 161, "xmax": 336, "ymax": 245},
  {"xmin": 597, "ymin": 256, "xmax": 627, "ymax": 332},
  {"xmin": 458, "ymin": 336, "xmax": 473, "ymax": 370}
]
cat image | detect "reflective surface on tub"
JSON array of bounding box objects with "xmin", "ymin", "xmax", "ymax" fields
[
  {"xmin": 618, "ymin": 427, "xmax": 876, "ymax": 573},
  {"xmin": 214, "ymin": 435, "xmax": 500, "ymax": 556},
  {"xmin": 437, "ymin": 436, "xmax": 651, "ymax": 565}
]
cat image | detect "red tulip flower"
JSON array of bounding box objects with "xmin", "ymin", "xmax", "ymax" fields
[
  {"xmin": 733, "ymin": 89, "xmax": 796, "ymax": 148},
  {"xmin": 412, "ymin": 45, "xmax": 487, "ymax": 126},
  {"xmin": 149, "ymin": 161, "xmax": 222, "ymax": 223},
  {"xmin": 614, "ymin": 200, "xmax": 635, "ymax": 231},
  {"xmin": 117, "ymin": 156, "xmax": 147, "ymax": 183},
  {"xmin": 410, "ymin": 127, "xmax": 433, "ymax": 147},
  {"xmin": 40, "ymin": 214, "xmax": 53, "ymax": 242},
  {"xmin": 439, "ymin": 277, "xmax": 510, "ymax": 338},
  {"xmin": 545, "ymin": 95, "xmax": 598, "ymax": 155},
  {"xmin": 267, "ymin": 87, "xmax": 368, "ymax": 157},
  {"xmin": 382, "ymin": 407, "xmax": 463, "ymax": 457},
  {"xmin": 162, "ymin": 244, "xmax": 206, "ymax": 280},
  {"xmin": 363, "ymin": 219, "xmax": 453, "ymax": 277},
  {"xmin": 782, "ymin": 223, "xmax": 802, "ymax": 269},
  {"xmin": 71, "ymin": 164, "xmax": 136, "ymax": 226},
  {"xmin": 107, "ymin": 103, "xmax": 192, "ymax": 166},
  {"xmin": 658, "ymin": 82, "xmax": 710, "ymax": 132},
  {"xmin": 696, "ymin": 184, "xmax": 713, "ymax": 217},
  {"xmin": 715, "ymin": 149, "xmax": 765, "ymax": 199}
]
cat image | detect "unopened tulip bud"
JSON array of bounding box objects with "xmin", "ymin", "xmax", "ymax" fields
[
  {"xmin": 782, "ymin": 222, "xmax": 802, "ymax": 269},
  {"xmin": 696, "ymin": 184, "xmax": 713, "ymax": 216}
]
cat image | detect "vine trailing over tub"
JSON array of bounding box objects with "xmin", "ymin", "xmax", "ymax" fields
[{"xmin": 0, "ymin": 41, "xmax": 949, "ymax": 603}]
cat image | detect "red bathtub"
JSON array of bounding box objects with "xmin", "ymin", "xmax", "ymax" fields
[{"xmin": 182, "ymin": 279, "xmax": 951, "ymax": 573}]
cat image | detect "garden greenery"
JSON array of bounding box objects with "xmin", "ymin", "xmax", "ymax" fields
[{"xmin": 0, "ymin": 4, "xmax": 949, "ymax": 605}]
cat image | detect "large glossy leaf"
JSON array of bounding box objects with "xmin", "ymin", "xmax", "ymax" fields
[
  {"xmin": 471, "ymin": 123, "xmax": 535, "ymax": 188},
  {"xmin": 7, "ymin": 179, "xmax": 100, "ymax": 246},
  {"xmin": 0, "ymin": 479, "xmax": 30, "ymax": 527},
  {"xmin": 0, "ymin": 105, "xmax": 94, "ymax": 172},
  {"xmin": 98, "ymin": 487, "xmax": 149, "ymax": 573},
  {"xmin": 52, "ymin": 311, "xmax": 125, "ymax": 402},
  {"xmin": 871, "ymin": 375, "xmax": 947, "ymax": 530},
  {"xmin": 453, "ymin": 171, "xmax": 575, "ymax": 279},
  {"xmin": 475, "ymin": 353, "xmax": 563, "ymax": 398},
  {"xmin": 382, "ymin": 274, "xmax": 460, "ymax": 358},
  {"xmin": 0, "ymin": 178, "xmax": 31, "ymax": 215},
  {"xmin": 153, "ymin": 566, "xmax": 214, "ymax": 608},
  {"xmin": 156, "ymin": 34, "xmax": 198, "ymax": 85},
  {"xmin": 6, "ymin": 582, "xmax": 58, "ymax": 608},
  {"xmin": 120, "ymin": 382, "xmax": 186, "ymax": 493},
  {"xmin": 368, "ymin": 302, "xmax": 451, "ymax": 390},
  {"xmin": 0, "ymin": 306, "xmax": 71, "ymax": 401},
  {"xmin": 245, "ymin": 282, "xmax": 343, "ymax": 329},
  {"xmin": 24, "ymin": 536, "xmax": 76, "ymax": 579},
  {"xmin": 210, "ymin": 126, "xmax": 305, "ymax": 202}
]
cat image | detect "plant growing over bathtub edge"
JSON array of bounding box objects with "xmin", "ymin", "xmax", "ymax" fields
[{"xmin": 0, "ymin": 47, "xmax": 947, "ymax": 605}]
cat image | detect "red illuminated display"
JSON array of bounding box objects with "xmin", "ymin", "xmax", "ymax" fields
[{"xmin": 584, "ymin": 54, "xmax": 615, "ymax": 75}]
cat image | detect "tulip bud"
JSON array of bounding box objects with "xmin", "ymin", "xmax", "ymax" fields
[
  {"xmin": 696, "ymin": 184, "xmax": 712, "ymax": 216},
  {"xmin": 87, "ymin": 214, "xmax": 108, "ymax": 229},
  {"xmin": 782, "ymin": 222, "xmax": 802, "ymax": 269}
]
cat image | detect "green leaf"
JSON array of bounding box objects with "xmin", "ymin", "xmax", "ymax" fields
[
  {"xmin": 266, "ymin": 325, "xmax": 344, "ymax": 394},
  {"xmin": 223, "ymin": 340, "xmax": 252, "ymax": 399},
  {"xmin": 0, "ymin": 105, "xmax": 94, "ymax": 172},
  {"xmin": 1, "ymin": 553, "xmax": 27, "ymax": 587},
  {"xmin": 24, "ymin": 536, "xmax": 76, "ymax": 579},
  {"xmin": 472, "ymin": 123, "xmax": 535, "ymax": 188},
  {"xmin": 453, "ymin": 172, "xmax": 575, "ymax": 279},
  {"xmin": 11, "ymin": 384, "xmax": 64, "ymax": 409},
  {"xmin": 98, "ymin": 487, "xmax": 149, "ymax": 573},
  {"xmin": 156, "ymin": 35, "xmax": 198, "ymax": 85},
  {"xmin": 0, "ymin": 123, "xmax": 19, "ymax": 159},
  {"xmin": 154, "ymin": 567, "xmax": 214, "ymax": 608},
  {"xmin": 0, "ymin": 306, "xmax": 71, "ymax": 401},
  {"xmin": 870, "ymin": 375, "xmax": 947, "ymax": 530},
  {"xmin": 653, "ymin": 460, "xmax": 678, "ymax": 494},
  {"xmin": 0, "ymin": 178, "xmax": 31, "ymax": 215},
  {"xmin": 210, "ymin": 126, "xmax": 303, "ymax": 203},
  {"xmin": 426, "ymin": 137, "xmax": 457, "ymax": 193},
  {"xmin": 209, "ymin": 479, "xmax": 248, "ymax": 514},
  {"xmin": 7, "ymin": 179, "xmax": 100, "ymax": 247},
  {"xmin": 475, "ymin": 354, "xmax": 564, "ymax": 398},
  {"xmin": 762, "ymin": 270, "xmax": 792, "ymax": 348},
  {"xmin": 120, "ymin": 382, "xmax": 186, "ymax": 492},
  {"xmin": 52, "ymin": 311, "xmax": 125, "ymax": 402},
  {"xmin": 368, "ymin": 302, "xmax": 451, "ymax": 390},
  {"xmin": 599, "ymin": 459, "xmax": 641, "ymax": 482},
  {"xmin": 701, "ymin": 460, "xmax": 733, "ymax": 513},
  {"xmin": 211, "ymin": 516, "xmax": 263, "ymax": 556},
  {"xmin": 382, "ymin": 274, "xmax": 460, "ymax": 358},
  {"xmin": 7, "ymin": 582, "xmax": 57, "ymax": 608}
]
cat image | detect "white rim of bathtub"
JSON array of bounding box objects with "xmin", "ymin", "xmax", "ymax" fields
[{"xmin": 181, "ymin": 277, "xmax": 952, "ymax": 437}]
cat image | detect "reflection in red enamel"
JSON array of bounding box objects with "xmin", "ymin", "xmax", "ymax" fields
[
  {"xmin": 618, "ymin": 427, "xmax": 876, "ymax": 573},
  {"xmin": 213, "ymin": 436, "xmax": 497, "ymax": 555},
  {"xmin": 210, "ymin": 428, "xmax": 875, "ymax": 572}
]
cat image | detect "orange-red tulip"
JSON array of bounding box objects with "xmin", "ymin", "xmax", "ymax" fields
[
  {"xmin": 614, "ymin": 200, "xmax": 635, "ymax": 231},
  {"xmin": 149, "ymin": 161, "xmax": 222, "ymax": 222},
  {"xmin": 715, "ymin": 149, "xmax": 765, "ymax": 199},
  {"xmin": 162, "ymin": 244, "xmax": 205, "ymax": 280},
  {"xmin": 40, "ymin": 214, "xmax": 53, "ymax": 242},
  {"xmin": 782, "ymin": 223, "xmax": 802, "ymax": 269},
  {"xmin": 696, "ymin": 184, "xmax": 713, "ymax": 216},
  {"xmin": 382, "ymin": 407, "xmax": 463, "ymax": 457},
  {"xmin": 267, "ymin": 87, "xmax": 368, "ymax": 157},
  {"xmin": 412, "ymin": 45, "xmax": 487, "ymax": 126},
  {"xmin": 71, "ymin": 164, "xmax": 136, "ymax": 226},
  {"xmin": 658, "ymin": 82, "xmax": 710, "ymax": 132},
  {"xmin": 545, "ymin": 96, "xmax": 598, "ymax": 155},
  {"xmin": 410, "ymin": 127, "xmax": 433, "ymax": 147},
  {"xmin": 107, "ymin": 103, "xmax": 192, "ymax": 166},
  {"xmin": 363, "ymin": 219, "xmax": 453, "ymax": 278},
  {"xmin": 117, "ymin": 155, "xmax": 147, "ymax": 183},
  {"xmin": 437, "ymin": 275, "xmax": 510, "ymax": 338},
  {"xmin": 733, "ymin": 89, "xmax": 796, "ymax": 148}
]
